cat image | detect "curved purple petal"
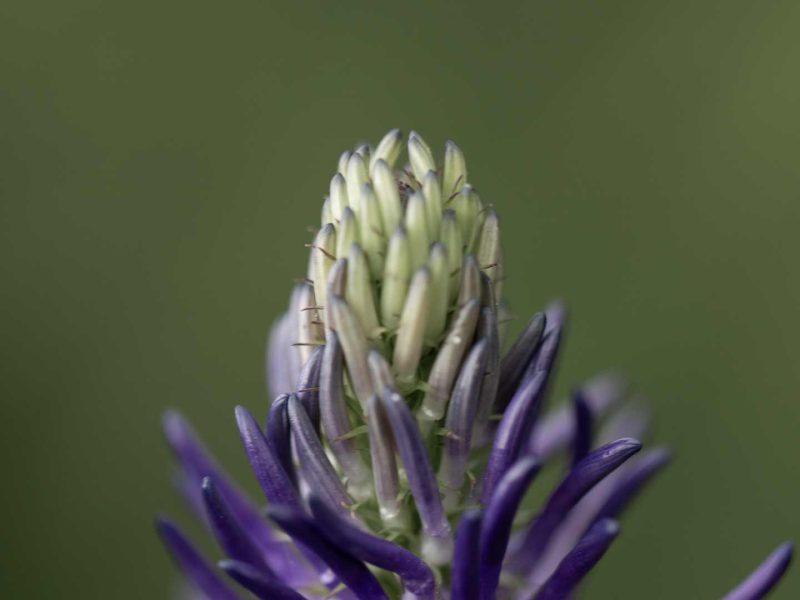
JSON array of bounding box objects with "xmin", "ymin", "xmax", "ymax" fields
[
  {"xmin": 440, "ymin": 339, "xmax": 489, "ymax": 507},
  {"xmin": 308, "ymin": 496, "xmax": 436, "ymax": 599},
  {"xmin": 481, "ymin": 371, "xmax": 547, "ymax": 504},
  {"xmin": 287, "ymin": 394, "xmax": 353, "ymax": 515},
  {"xmin": 532, "ymin": 518, "xmax": 620, "ymax": 600},
  {"xmin": 295, "ymin": 345, "xmax": 324, "ymax": 435},
  {"xmin": 531, "ymin": 446, "xmax": 669, "ymax": 585},
  {"xmin": 219, "ymin": 560, "xmax": 308, "ymax": 600},
  {"xmin": 571, "ymin": 390, "xmax": 593, "ymax": 468},
  {"xmin": 267, "ymin": 394, "xmax": 297, "ymax": 490},
  {"xmin": 163, "ymin": 410, "xmax": 307, "ymax": 583},
  {"xmin": 381, "ymin": 389, "xmax": 452, "ymax": 563},
  {"xmin": 596, "ymin": 446, "xmax": 672, "ymax": 520},
  {"xmin": 494, "ymin": 312, "xmax": 546, "ymax": 411},
  {"xmin": 528, "ymin": 373, "xmax": 625, "ymax": 460},
  {"xmin": 235, "ymin": 405, "xmax": 300, "ymax": 507},
  {"xmin": 451, "ymin": 509, "xmax": 482, "ymax": 600},
  {"xmin": 201, "ymin": 477, "xmax": 275, "ymax": 578},
  {"xmin": 722, "ymin": 542, "xmax": 793, "ymax": 600},
  {"xmin": 480, "ymin": 456, "xmax": 541, "ymax": 600},
  {"xmin": 267, "ymin": 505, "xmax": 389, "ymax": 600},
  {"xmin": 473, "ymin": 305, "xmax": 501, "ymax": 441},
  {"xmin": 156, "ymin": 516, "xmax": 240, "ymax": 600},
  {"xmin": 320, "ymin": 332, "xmax": 370, "ymax": 496},
  {"xmin": 510, "ymin": 438, "xmax": 641, "ymax": 572}
]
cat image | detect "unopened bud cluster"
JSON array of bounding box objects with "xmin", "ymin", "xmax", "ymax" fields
[{"xmin": 270, "ymin": 130, "xmax": 504, "ymax": 564}]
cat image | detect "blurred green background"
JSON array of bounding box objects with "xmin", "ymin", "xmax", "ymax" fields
[{"xmin": 2, "ymin": 0, "xmax": 798, "ymax": 597}]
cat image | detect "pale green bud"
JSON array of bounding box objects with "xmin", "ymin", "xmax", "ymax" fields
[
  {"xmin": 440, "ymin": 209, "xmax": 464, "ymax": 301},
  {"xmin": 345, "ymin": 244, "xmax": 381, "ymax": 340},
  {"xmin": 321, "ymin": 196, "xmax": 333, "ymax": 228},
  {"xmin": 381, "ymin": 226, "xmax": 411, "ymax": 331},
  {"xmin": 425, "ymin": 242, "xmax": 449, "ymax": 345},
  {"xmin": 357, "ymin": 183, "xmax": 385, "ymax": 278},
  {"xmin": 404, "ymin": 191, "xmax": 430, "ymax": 272},
  {"xmin": 457, "ymin": 254, "xmax": 481, "ymax": 309},
  {"xmin": 328, "ymin": 295, "xmax": 374, "ymax": 409},
  {"xmin": 329, "ymin": 173, "xmax": 349, "ymax": 222},
  {"xmin": 335, "ymin": 207, "xmax": 359, "ymax": 259},
  {"xmin": 442, "ymin": 139, "xmax": 467, "ymax": 198},
  {"xmin": 422, "ymin": 171, "xmax": 442, "ymax": 240},
  {"xmin": 418, "ymin": 298, "xmax": 480, "ymax": 431},
  {"xmin": 309, "ymin": 223, "xmax": 337, "ymax": 313},
  {"xmin": 369, "ymin": 128, "xmax": 403, "ymax": 169},
  {"xmin": 393, "ymin": 266, "xmax": 431, "ymax": 387},
  {"xmin": 450, "ymin": 184, "xmax": 481, "ymax": 244},
  {"xmin": 337, "ymin": 149, "xmax": 351, "ymax": 175},
  {"xmin": 345, "ymin": 152, "xmax": 369, "ymax": 209},
  {"xmin": 477, "ymin": 209, "xmax": 502, "ymax": 298},
  {"xmin": 354, "ymin": 143, "xmax": 371, "ymax": 164},
  {"xmin": 408, "ymin": 131, "xmax": 437, "ymax": 182},
  {"xmin": 371, "ymin": 159, "xmax": 403, "ymax": 235},
  {"xmin": 294, "ymin": 282, "xmax": 323, "ymax": 365},
  {"xmin": 326, "ymin": 257, "xmax": 348, "ymax": 303}
]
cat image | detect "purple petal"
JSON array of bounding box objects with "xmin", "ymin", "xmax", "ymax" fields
[
  {"xmin": 267, "ymin": 506, "xmax": 389, "ymax": 600},
  {"xmin": 528, "ymin": 373, "xmax": 625, "ymax": 460},
  {"xmin": 523, "ymin": 321, "xmax": 563, "ymax": 392},
  {"xmin": 163, "ymin": 411, "xmax": 308, "ymax": 583},
  {"xmin": 510, "ymin": 438, "xmax": 641, "ymax": 572},
  {"xmin": 267, "ymin": 394, "xmax": 297, "ymax": 490},
  {"xmin": 451, "ymin": 509, "xmax": 482, "ymax": 600},
  {"xmin": 320, "ymin": 332, "xmax": 370, "ymax": 496},
  {"xmin": 381, "ymin": 389, "xmax": 452, "ymax": 564},
  {"xmin": 308, "ymin": 496, "xmax": 436, "ymax": 599},
  {"xmin": 219, "ymin": 560, "xmax": 307, "ymax": 600},
  {"xmin": 295, "ymin": 345, "xmax": 324, "ymax": 435},
  {"xmin": 440, "ymin": 339, "xmax": 489, "ymax": 508},
  {"xmin": 480, "ymin": 456, "xmax": 541, "ymax": 600},
  {"xmin": 530, "ymin": 446, "xmax": 668, "ymax": 585},
  {"xmin": 532, "ymin": 518, "xmax": 620, "ymax": 600},
  {"xmin": 473, "ymin": 305, "xmax": 501, "ymax": 441},
  {"xmin": 481, "ymin": 371, "xmax": 548, "ymax": 504},
  {"xmin": 722, "ymin": 542, "xmax": 793, "ymax": 600},
  {"xmin": 571, "ymin": 390, "xmax": 593, "ymax": 468},
  {"xmin": 235, "ymin": 405, "xmax": 300, "ymax": 507},
  {"xmin": 201, "ymin": 477, "xmax": 275, "ymax": 579},
  {"xmin": 156, "ymin": 517, "xmax": 240, "ymax": 600},
  {"xmin": 596, "ymin": 446, "xmax": 672, "ymax": 520},
  {"xmin": 367, "ymin": 394, "xmax": 405, "ymax": 529},
  {"xmin": 494, "ymin": 312, "xmax": 546, "ymax": 411},
  {"xmin": 286, "ymin": 394, "xmax": 353, "ymax": 515}
]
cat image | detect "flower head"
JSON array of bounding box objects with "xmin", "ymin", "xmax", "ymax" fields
[{"xmin": 159, "ymin": 130, "xmax": 793, "ymax": 599}]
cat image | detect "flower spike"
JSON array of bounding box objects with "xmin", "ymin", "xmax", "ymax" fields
[{"xmin": 158, "ymin": 129, "xmax": 792, "ymax": 600}]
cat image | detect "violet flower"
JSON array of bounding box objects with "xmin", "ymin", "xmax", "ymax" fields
[{"xmin": 158, "ymin": 130, "xmax": 793, "ymax": 599}]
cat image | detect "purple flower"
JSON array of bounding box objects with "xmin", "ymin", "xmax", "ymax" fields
[{"xmin": 158, "ymin": 130, "xmax": 792, "ymax": 599}]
